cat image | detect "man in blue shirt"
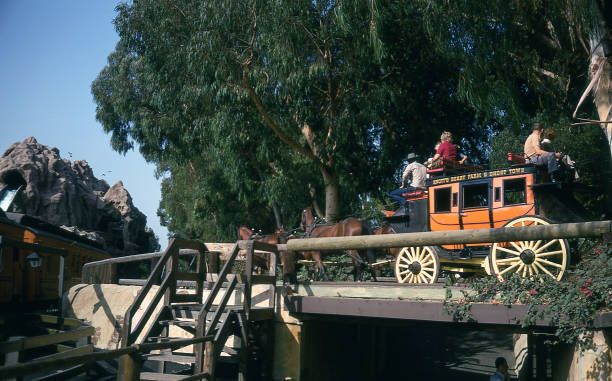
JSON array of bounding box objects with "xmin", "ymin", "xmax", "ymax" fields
[{"xmin": 490, "ymin": 357, "xmax": 509, "ymax": 381}]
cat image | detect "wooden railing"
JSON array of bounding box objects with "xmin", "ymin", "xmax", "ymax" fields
[
  {"xmin": 120, "ymin": 237, "xmax": 205, "ymax": 347},
  {"xmin": 0, "ymin": 333, "xmax": 214, "ymax": 381},
  {"xmin": 0, "ymin": 314, "xmax": 94, "ymax": 380}
]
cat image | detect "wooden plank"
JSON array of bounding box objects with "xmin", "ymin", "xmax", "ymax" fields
[
  {"xmin": 172, "ymin": 293, "xmax": 199, "ymax": 303},
  {"xmin": 0, "ymin": 346, "xmax": 136, "ymax": 380},
  {"xmin": 31, "ymin": 364, "xmax": 89, "ymax": 381},
  {"xmin": 206, "ymin": 277, "xmax": 238, "ymax": 337},
  {"xmin": 251, "ymin": 240, "xmax": 279, "ymax": 253},
  {"xmin": 286, "ymin": 221, "xmax": 612, "ymax": 251},
  {"xmin": 0, "ymin": 326, "xmax": 95, "ymax": 354},
  {"xmin": 180, "ymin": 372, "xmax": 211, "ymax": 381},
  {"xmin": 129, "ymin": 272, "xmax": 173, "ymax": 343},
  {"xmin": 30, "ymin": 344, "xmax": 93, "ymax": 364},
  {"xmin": 0, "ymin": 236, "xmax": 67, "ymax": 256},
  {"xmin": 140, "ymin": 372, "xmax": 185, "ymax": 380},
  {"xmin": 174, "ymin": 272, "xmax": 202, "ymax": 282},
  {"xmin": 38, "ymin": 314, "xmax": 85, "ymax": 328},
  {"xmin": 250, "ymin": 275, "xmax": 276, "ymax": 285}
]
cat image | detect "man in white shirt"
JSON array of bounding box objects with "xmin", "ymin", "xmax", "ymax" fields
[
  {"xmin": 390, "ymin": 153, "xmax": 427, "ymax": 205},
  {"xmin": 524, "ymin": 122, "xmax": 562, "ymax": 180}
]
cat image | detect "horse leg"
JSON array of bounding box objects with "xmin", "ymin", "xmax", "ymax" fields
[
  {"xmin": 346, "ymin": 250, "xmax": 365, "ymax": 281},
  {"xmin": 313, "ymin": 253, "xmax": 329, "ymax": 282},
  {"xmin": 364, "ymin": 248, "xmax": 379, "ymax": 281}
]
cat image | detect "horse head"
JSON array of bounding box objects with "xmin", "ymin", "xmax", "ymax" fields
[{"xmin": 301, "ymin": 207, "xmax": 315, "ymax": 230}]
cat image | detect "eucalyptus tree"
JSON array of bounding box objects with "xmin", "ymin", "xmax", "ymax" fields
[{"xmin": 416, "ymin": 0, "xmax": 612, "ymax": 154}]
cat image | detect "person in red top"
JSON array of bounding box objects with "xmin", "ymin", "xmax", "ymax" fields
[{"xmin": 431, "ymin": 131, "xmax": 467, "ymax": 165}]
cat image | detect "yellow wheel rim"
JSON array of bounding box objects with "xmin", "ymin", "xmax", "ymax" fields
[
  {"xmin": 491, "ymin": 216, "xmax": 568, "ymax": 281},
  {"xmin": 395, "ymin": 246, "xmax": 439, "ymax": 284}
]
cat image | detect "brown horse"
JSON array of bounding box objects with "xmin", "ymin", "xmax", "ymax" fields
[
  {"xmin": 238, "ymin": 226, "xmax": 296, "ymax": 283},
  {"xmin": 299, "ymin": 207, "xmax": 375, "ymax": 281},
  {"xmin": 373, "ymin": 225, "xmax": 400, "ymax": 258}
]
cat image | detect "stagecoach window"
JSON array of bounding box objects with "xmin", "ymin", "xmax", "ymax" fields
[
  {"xmin": 503, "ymin": 178, "xmax": 526, "ymax": 205},
  {"xmin": 434, "ymin": 187, "xmax": 451, "ymax": 212},
  {"xmin": 462, "ymin": 183, "xmax": 489, "ymax": 208}
]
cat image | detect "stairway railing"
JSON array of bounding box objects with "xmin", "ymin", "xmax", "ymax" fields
[{"xmin": 121, "ymin": 238, "xmax": 205, "ymax": 347}]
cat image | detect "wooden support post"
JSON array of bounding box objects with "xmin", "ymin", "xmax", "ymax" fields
[
  {"xmin": 203, "ymin": 341, "xmax": 215, "ymax": 379},
  {"xmin": 6, "ymin": 336, "xmax": 24, "ymax": 381},
  {"xmin": 244, "ymin": 241, "xmax": 254, "ymax": 321},
  {"xmin": 117, "ymin": 353, "xmax": 142, "ymax": 381},
  {"xmin": 209, "ymin": 251, "xmax": 220, "ymax": 274},
  {"xmin": 268, "ymin": 251, "xmax": 276, "ymax": 309}
]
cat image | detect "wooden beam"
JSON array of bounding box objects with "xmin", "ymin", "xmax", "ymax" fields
[
  {"xmin": 285, "ymin": 221, "xmax": 611, "ymax": 251},
  {"xmin": 0, "ymin": 326, "xmax": 95, "ymax": 354},
  {"xmin": 0, "ymin": 236, "xmax": 67, "ymax": 256}
]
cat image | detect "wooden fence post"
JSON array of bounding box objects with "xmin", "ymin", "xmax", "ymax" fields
[
  {"xmin": 5, "ymin": 336, "xmax": 24, "ymax": 381},
  {"xmin": 117, "ymin": 352, "xmax": 142, "ymax": 381}
]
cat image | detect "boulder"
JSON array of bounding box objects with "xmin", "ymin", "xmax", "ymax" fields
[{"xmin": 0, "ymin": 137, "xmax": 157, "ymax": 255}]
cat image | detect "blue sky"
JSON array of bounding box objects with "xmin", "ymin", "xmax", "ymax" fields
[{"xmin": 0, "ymin": 1, "xmax": 169, "ymax": 248}]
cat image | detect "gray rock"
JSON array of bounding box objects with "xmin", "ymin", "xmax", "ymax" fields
[{"xmin": 0, "ymin": 137, "xmax": 157, "ymax": 255}]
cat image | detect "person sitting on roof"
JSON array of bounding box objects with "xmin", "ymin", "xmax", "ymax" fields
[
  {"xmin": 389, "ymin": 153, "xmax": 427, "ymax": 205},
  {"xmin": 524, "ymin": 122, "xmax": 562, "ymax": 181},
  {"xmin": 429, "ymin": 131, "xmax": 467, "ymax": 168}
]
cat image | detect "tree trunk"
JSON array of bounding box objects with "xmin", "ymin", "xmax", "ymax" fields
[
  {"xmin": 321, "ymin": 168, "xmax": 339, "ymax": 223},
  {"xmin": 589, "ymin": 10, "xmax": 612, "ymax": 157},
  {"xmin": 271, "ymin": 202, "xmax": 283, "ymax": 229}
]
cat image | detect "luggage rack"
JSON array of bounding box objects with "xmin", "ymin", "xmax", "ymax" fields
[{"xmin": 426, "ymin": 157, "xmax": 484, "ymax": 178}]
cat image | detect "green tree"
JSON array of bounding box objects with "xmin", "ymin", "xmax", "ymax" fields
[{"xmin": 92, "ymin": 1, "xmax": 489, "ymax": 232}]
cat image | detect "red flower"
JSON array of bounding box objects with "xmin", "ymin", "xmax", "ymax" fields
[
  {"xmin": 585, "ymin": 279, "xmax": 592, "ymax": 286},
  {"xmin": 594, "ymin": 248, "xmax": 601, "ymax": 255},
  {"xmin": 529, "ymin": 289, "xmax": 536, "ymax": 295},
  {"xmin": 463, "ymin": 284, "xmax": 466, "ymax": 288},
  {"xmin": 586, "ymin": 291, "xmax": 592, "ymax": 297}
]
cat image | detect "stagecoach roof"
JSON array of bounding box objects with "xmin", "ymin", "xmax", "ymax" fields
[{"xmin": 427, "ymin": 165, "xmax": 537, "ymax": 186}]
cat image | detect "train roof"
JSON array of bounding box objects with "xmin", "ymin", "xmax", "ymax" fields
[{"xmin": 0, "ymin": 211, "xmax": 109, "ymax": 255}]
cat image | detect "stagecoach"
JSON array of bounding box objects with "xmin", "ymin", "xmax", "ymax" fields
[{"xmin": 384, "ymin": 155, "xmax": 582, "ymax": 283}]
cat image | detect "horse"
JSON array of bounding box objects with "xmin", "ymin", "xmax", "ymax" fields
[
  {"xmin": 373, "ymin": 225, "xmax": 400, "ymax": 258},
  {"xmin": 238, "ymin": 226, "xmax": 296, "ymax": 283},
  {"xmin": 298, "ymin": 207, "xmax": 376, "ymax": 281}
]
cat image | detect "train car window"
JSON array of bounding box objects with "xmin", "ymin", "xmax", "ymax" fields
[
  {"xmin": 462, "ymin": 183, "xmax": 489, "ymax": 208},
  {"xmin": 434, "ymin": 187, "xmax": 451, "ymax": 212},
  {"xmin": 452, "ymin": 192, "xmax": 458, "ymax": 207},
  {"xmin": 504, "ymin": 178, "xmax": 527, "ymax": 205},
  {"xmin": 494, "ymin": 187, "xmax": 501, "ymax": 202}
]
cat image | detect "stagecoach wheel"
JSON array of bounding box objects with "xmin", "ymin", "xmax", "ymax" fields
[
  {"xmin": 395, "ymin": 246, "xmax": 439, "ymax": 284},
  {"xmin": 490, "ymin": 216, "xmax": 569, "ymax": 282}
]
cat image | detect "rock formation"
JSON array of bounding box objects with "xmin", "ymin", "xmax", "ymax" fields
[{"xmin": 0, "ymin": 137, "xmax": 157, "ymax": 255}]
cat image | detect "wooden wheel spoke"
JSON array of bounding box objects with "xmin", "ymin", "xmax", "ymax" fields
[
  {"xmin": 510, "ymin": 241, "xmax": 523, "ymax": 252},
  {"xmin": 495, "ymin": 246, "xmax": 521, "ymax": 256},
  {"xmin": 520, "ymin": 263, "xmax": 527, "ymax": 277},
  {"xmin": 532, "ymin": 240, "xmax": 543, "ymax": 251},
  {"xmin": 422, "ymin": 271, "xmax": 434, "ymax": 281},
  {"xmin": 531, "ymin": 264, "xmax": 539, "ymax": 275},
  {"xmin": 398, "ymin": 263, "xmax": 409, "ymax": 268},
  {"xmin": 420, "ymin": 260, "xmax": 434, "ymax": 267},
  {"xmin": 499, "ymin": 262, "xmax": 521, "ymax": 276},
  {"xmin": 535, "ymin": 239, "xmax": 558, "ymax": 254},
  {"xmin": 536, "ymin": 250, "xmax": 564, "ymax": 258},
  {"xmin": 496, "ymin": 257, "xmax": 521, "ymax": 264},
  {"xmin": 536, "ymin": 258, "xmax": 563, "ymax": 268},
  {"xmin": 534, "ymin": 261, "xmax": 555, "ymax": 278},
  {"xmin": 398, "ymin": 269, "xmax": 410, "ymax": 275}
]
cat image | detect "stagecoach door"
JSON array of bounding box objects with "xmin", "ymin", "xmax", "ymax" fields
[
  {"xmin": 491, "ymin": 174, "xmax": 535, "ymax": 227},
  {"xmin": 429, "ymin": 183, "xmax": 460, "ymax": 232},
  {"xmin": 460, "ymin": 179, "xmax": 493, "ymax": 230}
]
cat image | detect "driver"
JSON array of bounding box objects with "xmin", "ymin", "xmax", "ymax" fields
[{"xmin": 390, "ymin": 153, "xmax": 426, "ymax": 205}]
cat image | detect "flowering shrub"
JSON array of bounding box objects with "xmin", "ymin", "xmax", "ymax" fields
[{"xmin": 443, "ymin": 240, "xmax": 612, "ymax": 349}]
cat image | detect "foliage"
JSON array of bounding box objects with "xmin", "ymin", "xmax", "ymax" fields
[{"xmin": 444, "ymin": 240, "xmax": 612, "ymax": 349}]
